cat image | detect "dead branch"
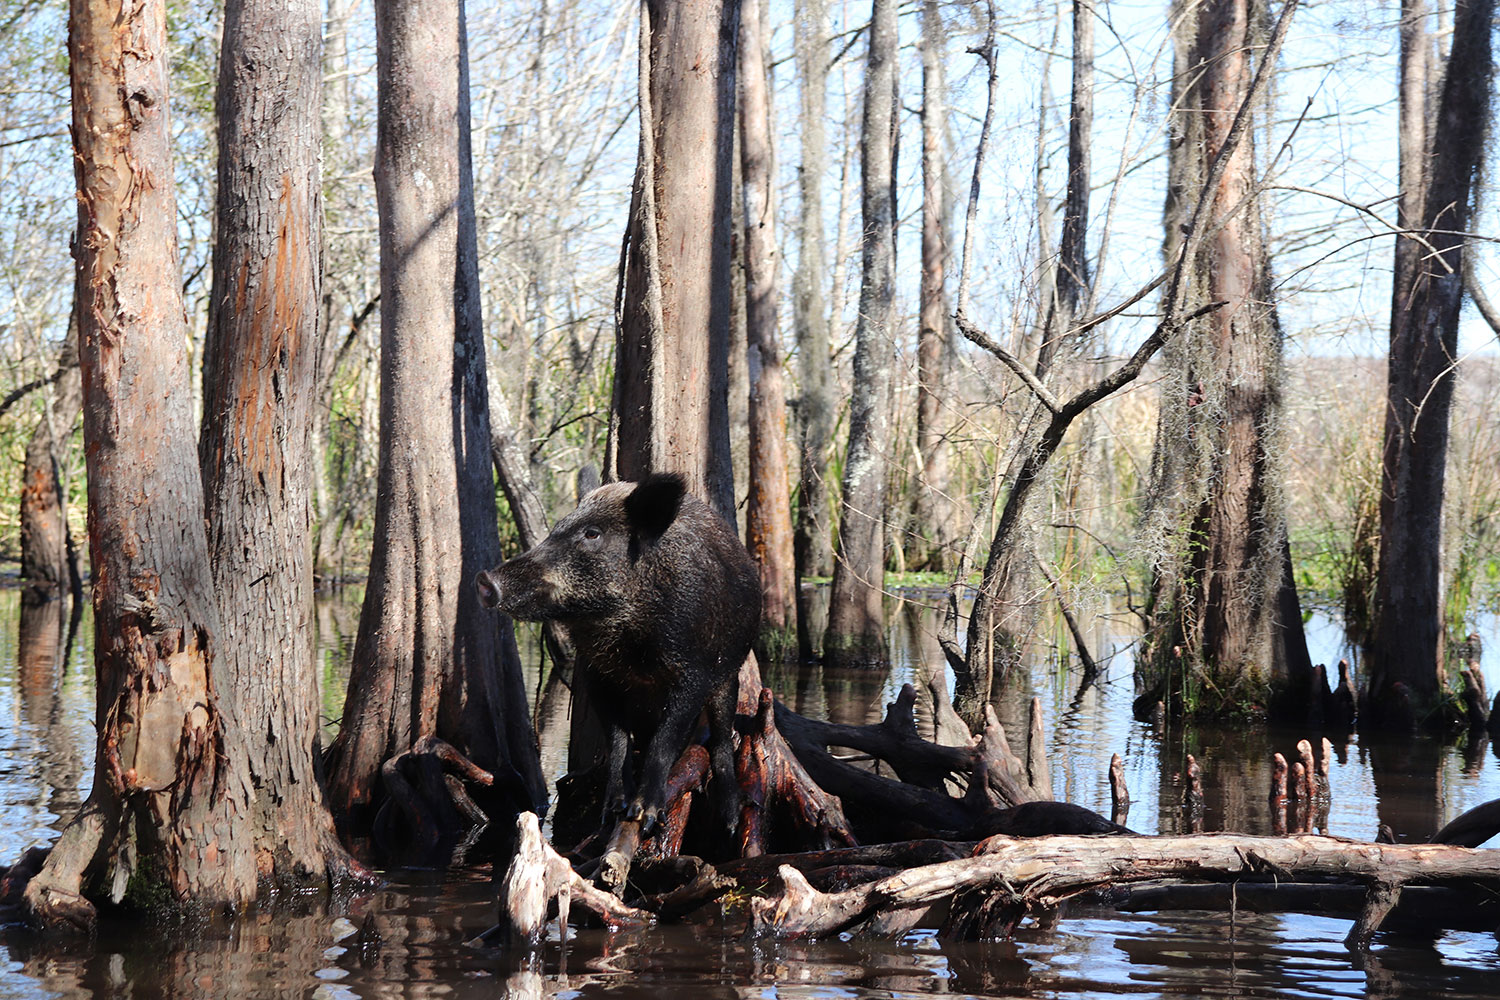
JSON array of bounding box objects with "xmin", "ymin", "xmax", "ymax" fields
[{"xmin": 499, "ymin": 812, "xmax": 652, "ymax": 948}]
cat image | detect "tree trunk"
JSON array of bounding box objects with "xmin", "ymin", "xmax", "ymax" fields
[
  {"xmin": 792, "ymin": 0, "xmax": 834, "ymax": 660},
  {"xmin": 324, "ymin": 0, "xmax": 547, "ymax": 849},
  {"xmin": 824, "ymin": 0, "xmax": 897, "ymax": 668},
  {"xmin": 1140, "ymin": 0, "xmax": 1296, "ymax": 716},
  {"xmin": 26, "ymin": 0, "xmax": 258, "ymax": 930},
  {"xmin": 739, "ymin": 0, "xmax": 797, "ymax": 653},
  {"xmin": 909, "ymin": 0, "xmax": 955, "ymax": 575},
  {"xmin": 199, "ymin": 0, "xmax": 350, "ymax": 883},
  {"xmin": 1367, "ymin": 0, "xmax": 1494, "ymax": 725},
  {"xmin": 19, "ymin": 302, "xmax": 83, "ymax": 603},
  {"xmin": 612, "ymin": 0, "xmax": 739, "ymax": 528}
]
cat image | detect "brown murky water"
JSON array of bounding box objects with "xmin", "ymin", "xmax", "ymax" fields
[{"xmin": 3, "ymin": 586, "xmax": 1499, "ymax": 998}]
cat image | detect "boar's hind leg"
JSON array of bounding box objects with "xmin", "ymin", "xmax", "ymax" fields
[
  {"xmin": 706, "ymin": 677, "xmax": 739, "ymax": 831},
  {"xmin": 603, "ymin": 721, "xmax": 633, "ymax": 824}
]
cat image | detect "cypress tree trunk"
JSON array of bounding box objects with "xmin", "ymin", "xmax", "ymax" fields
[
  {"xmin": 199, "ymin": 0, "xmax": 350, "ymax": 881},
  {"xmin": 19, "ymin": 307, "xmax": 82, "ymax": 604},
  {"xmin": 792, "ymin": 0, "xmax": 834, "ymax": 659},
  {"xmin": 324, "ymin": 0, "xmax": 547, "ymax": 849},
  {"xmin": 910, "ymin": 0, "xmax": 956, "ymax": 575},
  {"xmin": 1367, "ymin": 0, "xmax": 1494, "ymax": 727},
  {"xmin": 612, "ymin": 0, "xmax": 739, "ymax": 527},
  {"xmin": 739, "ymin": 0, "xmax": 797, "ymax": 652},
  {"xmin": 26, "ymin": 0, "xmax": 258, "ymax": 929},
  {"xmin": 1139, "ymin": 0, "xmax": 1306, "ymax": 717}
]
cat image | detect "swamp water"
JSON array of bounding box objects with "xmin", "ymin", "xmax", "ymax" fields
[{"xmin": 2, "ymin": 586, "xmax": 1500, "ymax": 998}]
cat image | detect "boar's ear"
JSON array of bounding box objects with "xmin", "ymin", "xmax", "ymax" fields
[{"xmin": 624, "ymin": 473, "xmax": 686, "ymax": 540}]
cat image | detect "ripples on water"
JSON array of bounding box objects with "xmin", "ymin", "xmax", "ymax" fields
[{"xmin": 2, "ymin": 587, "xmax": 1499, "ymax": 999}]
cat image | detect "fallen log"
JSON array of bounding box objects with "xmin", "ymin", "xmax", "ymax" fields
[{"xmin": 746, "ymin": 832, "xmax": 1500, "ymax": 948}]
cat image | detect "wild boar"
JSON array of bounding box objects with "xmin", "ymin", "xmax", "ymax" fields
[{"xmin": 476, "ymin": 473, "xmax": 759, "ymax": 833}]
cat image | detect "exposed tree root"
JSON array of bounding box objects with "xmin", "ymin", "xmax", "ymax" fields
[
  {"xmin": 374, "ymin": 736, "xmax": 497, "ymax": 864},
  {"xmin": 736, "ymin": 689, "xmax": 857, "ymax": 856}
]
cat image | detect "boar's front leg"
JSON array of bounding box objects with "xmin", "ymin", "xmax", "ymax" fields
[{"xmin": 628, "ymin": 673, "xmax": 715, "ymax": 834}]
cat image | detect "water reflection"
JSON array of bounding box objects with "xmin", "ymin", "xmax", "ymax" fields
[{"xmin": 2, "ymin": 586, "xmax": 1499, "ymax": 999}]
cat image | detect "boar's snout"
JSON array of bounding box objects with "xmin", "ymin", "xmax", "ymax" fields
[{"xmin": 475, "ymin": 569, "xmax": 503, "ymax": 609}]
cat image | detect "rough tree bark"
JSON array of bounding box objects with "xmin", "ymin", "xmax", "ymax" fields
[
  {"xmin": 25, "ymin": 0, "xmax": 259, "ymax": 930},
  {"xmin": 1139, "ymin": 0, "xmax": 1304, "ymax": 716},
  {"xmin": 198, "ymin": 0, "xmax": 351, "ymax": 882},
  {"xmin": 824, "ymin": 0, "xmax": 897, "ymax": 668},
  {"xmin": 739, "ymin": 0, "xmax": 797, "ymax": 653},
  {"xmin": 611, "ymin": 0, "xmax": 739, "ymax": 527},
  {"xmin": 324, "ymin": 0, "xmax": 547, "ymax": 852},
  {"xmin": 1367, "ymin": 0, "xmax": 1494, "ymax": 726},
  {"xmin": 792, "ymin": 0, "xmax": 834, "ymax": 661}
]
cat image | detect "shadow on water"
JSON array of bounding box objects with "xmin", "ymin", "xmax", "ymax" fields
[{"xmin": 2, "ymin": 585, "xmax": 1499, "ymax": 998}]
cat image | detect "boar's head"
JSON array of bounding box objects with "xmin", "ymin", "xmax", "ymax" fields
[{"xmin": 474, "ymin": 473, "xmax": 686, "ymax": 623}]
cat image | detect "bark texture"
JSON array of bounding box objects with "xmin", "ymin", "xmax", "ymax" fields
[
  {"xmin": 613, "ymin": 0, "xmax": 739, "ymax": 527},
  {"xmin": 199, "ymin": 0, "xmax": 347, "ymax": 881},
  {"xmin": 26, "ymin": 0, "xmax": 258, "ymax": 930},
  {"xmin": 824, "ymin": 0, "xmax": 897, "ymax": 667},
  {"xmin": 739, "ymin": 0, "xmax": 797, "ymax": 648},
  {"xmin": 1367, "ymin": 0, "xmax": 1494, "ymax": 723},
  {"xmin": 324, "ymin": 0, "xmax": 547, "ymax": 844}
]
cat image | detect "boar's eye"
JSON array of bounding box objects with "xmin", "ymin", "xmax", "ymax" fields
[{"xmin": 581, "ymin": 526, "xmax": 602, "ymax": 542}]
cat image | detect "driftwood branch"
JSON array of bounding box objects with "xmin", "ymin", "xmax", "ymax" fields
[{"xmin": 748, "ymin": 832, "xmax": 1500, "ymax": 946}]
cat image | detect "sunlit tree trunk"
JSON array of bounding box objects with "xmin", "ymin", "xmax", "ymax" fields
[
  {"xmin": 324, "ymin": 0, "xmax": 547, "ymax": 842},
  {"xmin": 1367, "ymin": 0, "xmax": 1494, "ymax": 727},
  {"xmin": 199, "ymin": 0, "xmax": 351, "ymax": 881},
  {"xmin": 739, "ymin": 0, "xmax": 796, "ymax": 652},
  {"xmin": 26, "ymin": 0, "xmax": 258, "ymax": 929},
  {"xmin": 824, "ymin": 0, "xmax": 897, "ymax": 667},
  {"xmin": 792, "ymin": 0, "xmax": 834, "ymax": 660},
  {"xmin": 612, "ymin": 0, "xmax": 739, "ymax": 527}
]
